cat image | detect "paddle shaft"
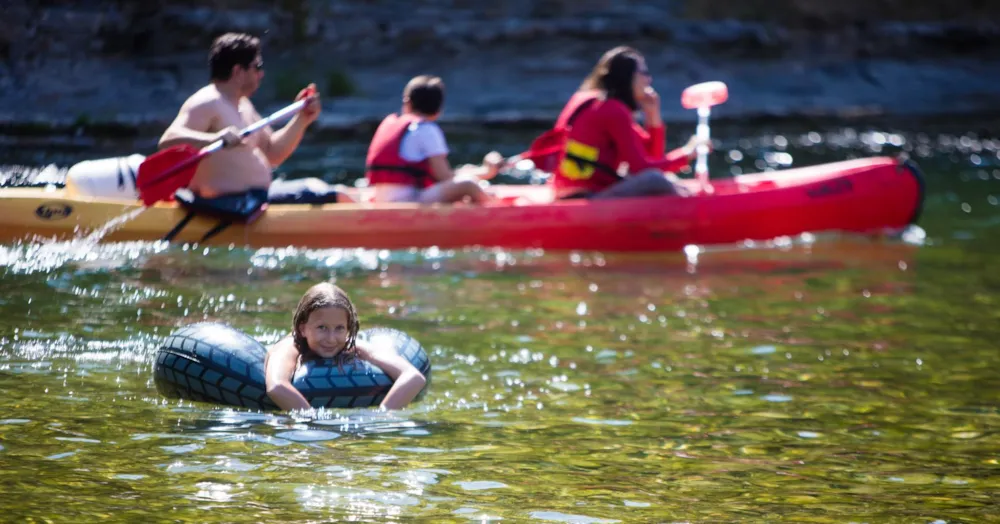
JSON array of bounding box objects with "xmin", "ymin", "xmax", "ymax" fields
[
  {"xmin": 695, "ymin": 106, "xmax": 711, "ymax": 189},
  {"xmin": 145, "ymin": 97, "xmax": 312, "ymax": 188}
]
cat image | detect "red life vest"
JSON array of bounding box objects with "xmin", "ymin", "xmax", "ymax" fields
[
  {"xmin": 365, "ymin": 113, "xmax": 433, "ymax": 188},
  {"xmin": 551, "ymin": 96, "xmax": 623, "ymax": 193},
  {"xmin": 521, "ymin": 91, "xmax": 605, "ymax": 174}
]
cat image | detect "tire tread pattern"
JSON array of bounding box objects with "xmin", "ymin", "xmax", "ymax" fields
[{"xmin": 153, "ymin": 323, "xmax": 430, "ymax": 410}]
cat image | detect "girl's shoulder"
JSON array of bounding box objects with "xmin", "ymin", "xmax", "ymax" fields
[{"xmin": 267, "ymin": 334, "xmax": 297, "ymax": 354}]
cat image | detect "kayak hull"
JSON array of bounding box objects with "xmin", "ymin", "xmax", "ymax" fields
[{"xmin": 0, "ymin": 156, "xmax": 924, "ymax": 252}]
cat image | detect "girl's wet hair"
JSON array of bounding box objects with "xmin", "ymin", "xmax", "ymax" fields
[
  {"xmin": 291, "ymin": 282, "xmax": 360, "ymax": 361},
  {"xmin": 580, "ymin": 46, "xmax": 643, "ymax": 111}
]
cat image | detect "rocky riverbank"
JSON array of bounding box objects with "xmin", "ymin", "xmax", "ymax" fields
[{"xmin": 2, "ymin": 0, "xmax": 1000, "ymax": 139}]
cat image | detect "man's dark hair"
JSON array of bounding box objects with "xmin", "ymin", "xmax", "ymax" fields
[
  {"xmin": 209, "ymin": 33, "xmax": 261, "ymax": 81},
  {"xmin": 403, "ymin": 75, "xmax": 445, "ymax": 116}
]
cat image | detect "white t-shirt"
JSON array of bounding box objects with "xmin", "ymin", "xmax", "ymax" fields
[
  {"xmin": 373, "ymin": 120, "xmax": 450, "ymax": 203},
  {"xmin": 399, "ymin": 121, "xmax": 449, "ymax": 162}
]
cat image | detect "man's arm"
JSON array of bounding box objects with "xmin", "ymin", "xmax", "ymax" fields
[
  {"xmin": 158, "ymin": 97, "xmax": 223, "ymax": 150},
  {"xmin": 426, "ymin": 154, "xmax": 455, "ymax": 181},
  {"xmin": 257, "ymin": 85, "xmax": 321, "ymax": 167}
]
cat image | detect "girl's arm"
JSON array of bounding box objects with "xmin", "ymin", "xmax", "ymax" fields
[
  {"xmin": 357, "ymin": 341, "xmax": 427, "ymax": 410},
  {"xmin": 264, "ymin": 336, "xmax": 312, "ymax": 411}
]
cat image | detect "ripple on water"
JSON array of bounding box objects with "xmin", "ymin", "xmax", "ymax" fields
[
  {"xmin": 453, "ymin": 508, "xmax": 504, "ymax": 521},
  {"xmin": 395, "ymin": 446, "xmax": 445, "ymax": 454},
  {"xmin": 391, "ymin": 468, "xmax": 451, "ymax": 486},
  {"xmin": 454, "ymin": 481, "xmax": 508, "ymax": 491},
  {"xmin": 528, "ymin": 511, "xmax": 621, "ymax": 523},
  {"xmin": 572, "ymin": 417, "xmax": 633, "ymax": 427},
  {"xmin": 113, "ymin": 474, "xmax": 146, "ymax": 481},
  {"xmin": 274, "ymin": 430, "xmax": 341, "ymax": 442},
  {"xmin": 292, "ymin": 485, "xmax": 422, "ymax": 509},
  {"xmin": 46, "ymin": 451, "xmax": 80, "ymax": 460},
  {"xmin": 54, "ymin": 437, "xmax": 101, "ymax": 444},
  {"xmin": 161, "ymin": 443, "xmax": 204, "ymax": 454},
  {"xmin": 761, "ymin": 394, "xmax": 794, "ymax": 402}
]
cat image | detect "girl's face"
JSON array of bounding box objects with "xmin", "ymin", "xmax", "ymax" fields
[
  {"xmin": 298, "ymin": 306, "xmax": 349, "ymax": 358},
  {"xmin": 631, "ymin": 56, "xmax": 652, "ymax": 103}
]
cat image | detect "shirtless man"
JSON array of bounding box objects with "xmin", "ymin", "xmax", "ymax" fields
[{"xmin": 158, "ymin": 32, "xmax": 350, "ymax": 204}]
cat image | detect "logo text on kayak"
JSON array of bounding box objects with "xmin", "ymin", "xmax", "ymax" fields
[{"xmin": 35, "ymin": 202, "xmax": 73, "ymax": 220}]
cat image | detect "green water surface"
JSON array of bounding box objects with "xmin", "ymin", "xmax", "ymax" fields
[{"xmin": 1, "ymin": 123, "xmax": 998, "ymax": 522}]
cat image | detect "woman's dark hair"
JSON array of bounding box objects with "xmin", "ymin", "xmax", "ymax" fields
[
  {"xmin": 403, "ymin": 75, "xmax": 445, "ymax": 116},
  {"xmin": 209, "ymin": 32, "xmax": 261, "ymax": 81},
  {"xmin": 579, "ymin": 46, "xmax": 643, "ymax": 111},
  {"xmin": 292, "ymin": 282, "xmax": 360, "ymax": 362}
]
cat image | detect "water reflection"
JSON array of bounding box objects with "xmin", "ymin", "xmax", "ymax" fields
[{"xmin": 1, "ymin": 123, "xmax": 998, "ymax": 522}]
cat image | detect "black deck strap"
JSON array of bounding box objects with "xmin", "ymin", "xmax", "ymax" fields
[
  {"xmin": 198, "ymin": 220, "xmax": 234, "ymax": 244},
  {"xmin": 161, "ymin": 188, "xmax": 268, "ymax": 243},
  {"xmin": 162, "ymin": 211, "xmax": 196, "ymax": 242},
  {"xmin": 173, "ymin": 188, "xmax": 268, "ymax": 223}
]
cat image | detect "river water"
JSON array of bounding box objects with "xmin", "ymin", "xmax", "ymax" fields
[{"xmin": 1, "ymin": 121, "xmax": 998, "ymax": 522}]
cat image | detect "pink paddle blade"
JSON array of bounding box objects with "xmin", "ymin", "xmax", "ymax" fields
[
  {"xmin": 136, "ymin": 145, "xmax": 203, "ymax": 206},
  {"xmin": 681, "ymin": 81, "xmax": 729, "ymax": 110}
]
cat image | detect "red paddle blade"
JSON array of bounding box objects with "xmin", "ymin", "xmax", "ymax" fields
[{"xmin": 136, "ymin": 145, "xmax": 202, "ymax": 206}]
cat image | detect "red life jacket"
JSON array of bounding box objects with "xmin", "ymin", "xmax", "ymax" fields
[
  {"xmin": 365, "ymin": 113, "xmax": 434, "ymax": 188},
  {"xmin": 521, "ymin": 91, "xmax": 605, "ymax": 173},
  {"xmin": 551, "ymin": 96, "xmax": 624, "ymax": 193}
]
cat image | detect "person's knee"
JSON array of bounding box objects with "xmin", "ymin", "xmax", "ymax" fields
[
  {"xmin": 633, "ymin": 170, "xmax": 675, "ymax": 193},
  {"xmin": 456, "ymin": 180, "xmax": 482, "ymax": 194}
]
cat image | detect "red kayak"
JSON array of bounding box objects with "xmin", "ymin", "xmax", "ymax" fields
[{"xmin": 0, "ymin": 156, "xmax": 923, "ymax": 252}]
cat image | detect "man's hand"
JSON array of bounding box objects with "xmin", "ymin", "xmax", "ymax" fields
[
  {"xmin": 213, "ymin": 126, "xmax": 244, "ymax": 148},
  {"xmin": 296, "ymin": 83, "xmax": 321, "ymax": 126}
]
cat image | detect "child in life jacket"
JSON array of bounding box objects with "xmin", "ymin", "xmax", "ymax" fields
[{"xmin": 365, "ymin": 75, "xmax": 502, "ymax": 204}]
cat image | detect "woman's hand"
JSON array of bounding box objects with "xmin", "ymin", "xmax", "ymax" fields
[
  {"xmin": 683, "ymin": 135, "xmax": 713, "ymax": 159},
  {"xmin": 638, "ymin": 86, "xmax": 662, "ymax": 127}
]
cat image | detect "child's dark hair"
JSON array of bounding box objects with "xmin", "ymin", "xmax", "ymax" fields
[
  {"xmin": 579, "ymin": 46, "xmax": 643, "ymax": 111},
  {"xmin": 292, "ymin": 282, "xmax": 360, "ymax": 361},
  {"xmin": 209, "ymin": 32, "xmax": 261, "ymax": 81},
  {"xmin": 403, "ymin": 75, "xmax": 445, "ymax": 116}
]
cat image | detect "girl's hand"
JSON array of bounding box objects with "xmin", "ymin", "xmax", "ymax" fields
[
  {"xmin": 358, "ymin": 341, "xmax": 427, "ymax": 410},
  {"xmin": 264, "ymin": 336, "xmax": 313, "ymax": 411}
]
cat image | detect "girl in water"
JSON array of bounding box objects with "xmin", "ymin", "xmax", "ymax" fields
[{"xmin": 264, "ymin": 282, "xmax": 427, "ymax": 411}]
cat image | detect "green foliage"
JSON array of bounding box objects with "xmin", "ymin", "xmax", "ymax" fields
[
  {"xmin": 270, "ymin": 65, "xmax": 358, "ymax": 100},
  {"xmin": 325, "ymin": 68, "xmax": 358, "ymax": 98},
  {"xmin": 270, "ymin": 68, "xmax": 312, "ymax": 101}
]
